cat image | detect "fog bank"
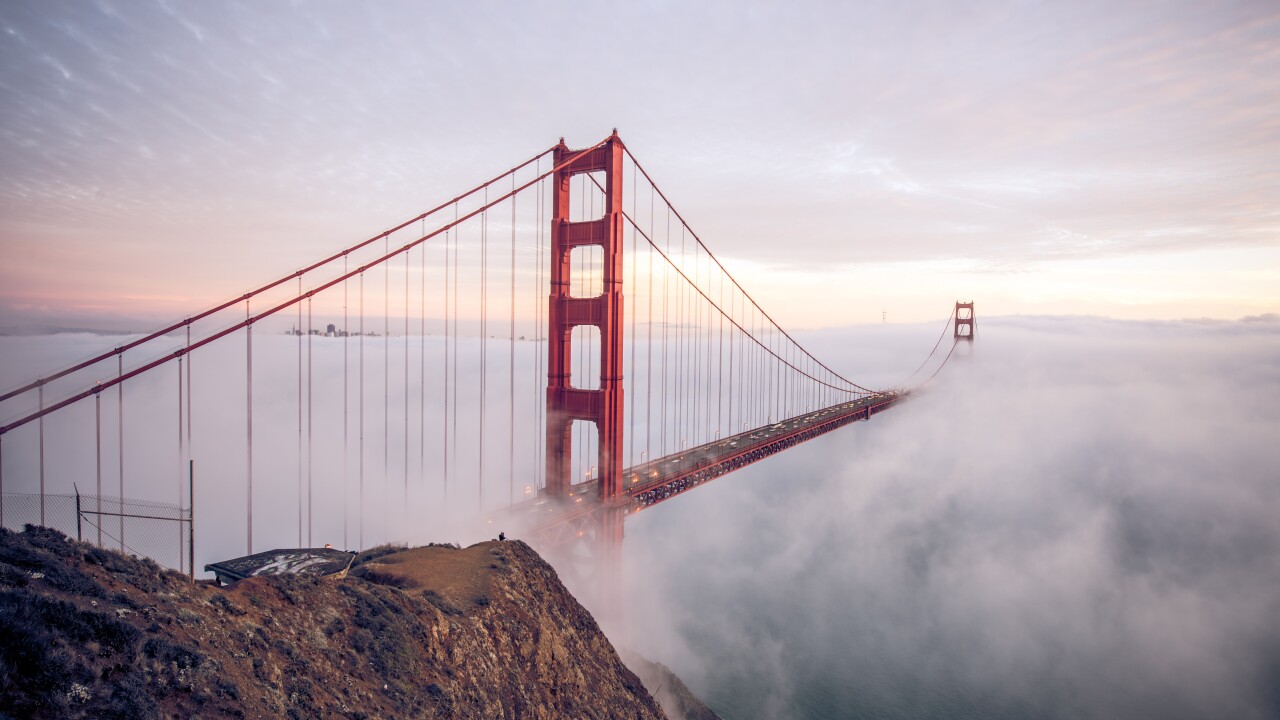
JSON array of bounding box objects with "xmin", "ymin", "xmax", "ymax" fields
[{"xmin": 621, "ymin": 315, "xmax": 1280, "ymax": 719}]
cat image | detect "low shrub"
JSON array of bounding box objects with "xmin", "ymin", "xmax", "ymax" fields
[
  {"xmin": 351, "ymin": 544, "xmax": 405, "ymax": 567},
  {"xmin": 351, "ymin": 566, "xmax": 419, "ymax": 589}
]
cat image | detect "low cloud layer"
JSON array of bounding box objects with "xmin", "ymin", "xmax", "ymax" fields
[
  {"xmin": 4, "ymin": 315, "xmax": 1278, "ymax": 717},
  {"xmin": 621, "ymin": 315, "xmax": 1280, "ymax": 719}
]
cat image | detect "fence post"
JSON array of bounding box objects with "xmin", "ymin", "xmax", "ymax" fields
[
  {"xmin": 75, "ymin": 486, "xmax": 82, "ymax": 542},
  {"xmin": 189, "ymin": 459, "xmax": 195, "ymax": 585}
]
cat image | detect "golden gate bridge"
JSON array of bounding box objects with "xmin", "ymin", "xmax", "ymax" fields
[{"xmin": 0, "ymin": 132, "xmax": 973, "ymax": 599}]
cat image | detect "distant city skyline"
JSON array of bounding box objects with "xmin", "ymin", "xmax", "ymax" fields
[{"xmin": 1, "ymin": 1, "xmax": 1276, "ymax": 331}]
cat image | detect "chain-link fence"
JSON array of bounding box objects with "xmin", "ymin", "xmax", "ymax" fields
[{"xmin": 1, "ymin": 492, "xmax": 192, "ymax": 577}]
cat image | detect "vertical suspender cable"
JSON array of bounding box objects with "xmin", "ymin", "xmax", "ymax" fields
[
  {"xmin": 185, "ymin": 322, "xmax": 192, "ymax": 537},
  {"xmin": 422, "ymin": 217, "xmax": 427, "ymax": 504},
  {"xmin": 404, "ymin": 249, "xmax": 410, "ymax": 536},
  {"xmin": 757, "ymin": 314, "xmax": 763, "ymax": 422},
  {"xmin": 117, "ymin": 348, "xmax": 124, "ymax": 543},
  {"xmin": 705, "ymin": 256, "xmax": 713, "ymax": 440},
  {"xmin": 37, "ymin": 384, "xmax": 44, "ymax": 525},
  {"xmin": 693, "ymin": 244, "xmax": 702, "ymax": 442},
  {"xmin": 452, "ymin": 205, "xmax": 459, "ymax": 506},
  {"xmin": 678, "ymin": 226, "xmax": 686, "ymax": 448},
  {"xmin": 732, "ymin": 294, "xmax": 742, "ymax": 427},
  {"xmin": 383, "ymin": 236, "xmax": 389, "ymax": 543},
  {"xmin": 579, "ymin": 179, "xmax": 586, "ymax": 480},
  {"xmin": 690, "ymin": 242, "xmax": 699, "ymax": 445},
  {"xmin": 745, "ymin": 307, "xmax": 753, "ymax": 427},
  {"xmin": 762, "ymin": 324, "xmax": 768, "ymax": 421},
  {"xmin": 480, "ymin": 188, "xmax": 487, "ymax": 511},
  {"xmin": 661, "ymin": 208, "xmax": 669, "ymax": 456},
  {"xmin": 676, "ymin": 225, "xmax": 684, "ymax": 448},
  {"xmin": 445, "ymin": 221, "xmax": 455, "ymax": 502},
  {"xmin": 177, "ymin": 355, "xmax": 183, "ymax": 572},
  {"xmin": 729, "ymin": 289, "xmax": 735, "ymax": 432},
  {"xmin": 718, "ymin": 262, "xmax": 724, "ymax": 437},
  {"xmin": 531, "ymin": 166, "xmax": 539, "ymax": 491},
  {"xmin": 307, "ymin": 295, "xmax": 313, "ymax": 547},
  {"xmin": 693, "ymin": 253, "xmax": 701, "ymax": 439},
  {"xmin": 749, "ymin": 301, "xmax": 755, "ymax": 423},
  {"xmin": 95, "ymin": 390, "xmax": 102, "ymax": 546},
  {"xmin": 765, "ymin": 315, "xmax": 771, "ymax": 419},
  {"xmin": 359, "ymin": 271, "xmax": 365, "ymax": 550},
  {"xmin": 750, "ymin": 309, "xmax": 758, "ymax": 426},
  {"xmin": 762, "ymin": 322, "xmax": 773, "ymax": 417},
  {"xmin": 757, "ymin": 313, "xmax": 763, "ymax": 422},
  {"xmin": 297, "ymin": 277, "xmax": 303, "ymax": 547},
  {"xmin": 776, "ymin": 328, "xmax": 782, "ymax": 418},
  {"xmin": 703, "ymin": 248, "xmax": 712, "ymax": 440},
  {"xmin": 784, "ymin": 344, "xmax": 790, "ymax": 417},
  {"xmin": 245, "ymin": 301, "xmax": 253, "ymax": 554},
  {"xmin": 533, "ymin": 168, "xmax": 543, "ymax": 491},
  {"xmin": 695, "ymin": 245, "xmax": 702, "ymax": 440},
  {"xmin": 646, "ymin": 182, "xmax": 654, "ymax": 464},
  {"xmin": 695, "ymin": 244, "xmax": 702, "ymax": 439},
  {"xmin": 509, "ymin": 174, "xmax": 516, "ymax": 506},
  {"xmin": 760, "ymin": 313, "xmax": 767, "ymax": 422},
  {"xmin": 629, "ymin": 160, "xmax": 637, "ymax": 468},
  {"xmin": 442, "ymin": 226, "xmax": 449, "ymax": 504},
  {"xmin": 343, "ymin": 256, "xmax": 349, "ymax": 550},
  {"xmin": 444, "ymin": 227, "xmax": 451, "ymax": 507},
  {"xmin": 742, "ymin": 294, "xmax": 749, "ymax": 428},
  {"xmin": 537, "ymin": 171, "xmax": 546, "ymax": 490},
  {"xmin": 704, "ymin": 248, "xmax": 711, "ymax": 440}
]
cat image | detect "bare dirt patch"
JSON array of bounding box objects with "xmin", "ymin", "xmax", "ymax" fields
[{"xmin": 359, "ymin": 541, "xmax": 508, "ymax": 607}]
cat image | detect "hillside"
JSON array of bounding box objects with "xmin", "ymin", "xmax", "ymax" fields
[
  {"xmin": 620, "ymin": 651, "xmax": 723, "ymax": 720},
  {"xmin": 0, "ymin": 526, "xmax": 669, "ymax": 719}
]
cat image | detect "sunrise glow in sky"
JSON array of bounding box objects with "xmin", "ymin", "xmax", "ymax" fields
[{"xmin": 1, "ymin": 1, "xmax": 1277, "ymax": 330}]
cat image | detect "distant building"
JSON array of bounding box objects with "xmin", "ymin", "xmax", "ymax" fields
[{"xmin": 327, "ymin": 323, "xmax": 337, "ymax": 336}]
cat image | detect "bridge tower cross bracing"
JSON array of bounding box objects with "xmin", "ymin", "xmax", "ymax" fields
[{"xmin": 546, "ymin": 132, "xmax": 627, "ymax": 571}]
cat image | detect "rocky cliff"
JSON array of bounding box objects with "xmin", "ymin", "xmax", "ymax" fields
[
  {"xmin": 0, "ymin": 526, "xmax": 668, "ymax": 719},
  {"xmin": 621, "ymin": 651, "xmax": 723, "ymax": 720}
]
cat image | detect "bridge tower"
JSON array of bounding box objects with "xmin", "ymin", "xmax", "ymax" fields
[
  {"xmin": 955, "ymin": 301, "xmax": 976, "ymax": 342},
  {"xmin": 546, "ymin": 132, "xmax": 626, "ymax": 575}
]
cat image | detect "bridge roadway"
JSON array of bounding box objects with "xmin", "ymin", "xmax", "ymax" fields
[{"xmin": 511, "ymin": 390, "xmax": 909, "ymax": 545}]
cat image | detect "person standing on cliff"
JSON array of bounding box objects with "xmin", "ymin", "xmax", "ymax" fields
[{"xmin": 499, "ymin": 531, "xmax": 506, "ymax": 541}]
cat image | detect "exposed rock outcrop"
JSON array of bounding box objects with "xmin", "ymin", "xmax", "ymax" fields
[
  {"xmin": 622, "ymin": 650, "xmax": 723, "ymax": 720},
  {"xmin": 0, "ymin": 526, "xmax": 667, "ymax": 719}
]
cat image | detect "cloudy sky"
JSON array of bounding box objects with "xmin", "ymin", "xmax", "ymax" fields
[{"xmin": 1, "ymin": 0, "xmax": 1277, "ymax": 329}]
